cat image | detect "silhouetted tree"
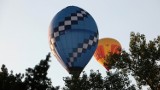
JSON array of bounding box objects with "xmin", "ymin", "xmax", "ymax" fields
[
  {"xmin": 24, "ymin": 53, "xmax": 58, "ymax": 90},
  {"xmin": 0, "ymin": 65, "xmax": 25, "ymax": 90},
  {"xmin": 109, "ymin": 32, "xmax": 160, "ymax": 90},
  {"xmin": 63, "ymin": 70, "xmax": 136, "ymax": 90},
  {"xmin": 104, "ymin": 70, "xmax": 136, "ymax": 90},
  {"xmin": 24, "ymin": 53, "xmax": 54, "ymax": 90},
  {"xmin": 0, "ymin": 53, "xmax": 59, "ymax": 90}
]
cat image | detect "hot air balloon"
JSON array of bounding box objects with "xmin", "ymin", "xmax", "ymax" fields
[
  {"xmin": 48, "ymin": 6, "xmax": 99, "ymax": 77},
  {"xmin": 94, "ymin": 38, "xmax": 121, "ymax": 71}
]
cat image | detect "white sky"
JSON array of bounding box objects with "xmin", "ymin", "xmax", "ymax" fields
[{"xmin": 0, "ymin": 0, "xmax": 160, "ymax": 89}]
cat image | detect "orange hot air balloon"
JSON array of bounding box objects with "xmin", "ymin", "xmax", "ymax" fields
[{"xmin": 94, "ymin": 38, "xmax": 122, "ymax": 71}]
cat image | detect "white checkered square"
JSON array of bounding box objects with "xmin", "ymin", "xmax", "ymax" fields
[
  {"xmin": 58, "ymin": 26, "xmax": 65, "ymax": 31},
  {"xmin": 54, "ymin": 32, "xmax": 59, "ymax": 37},
  {"xmin": 93, "ymin": 37, "xmax": 98, "ymax": 42},
  {"xmin": 83, "ymin": 43, "xmax": 88, "ymax": 49},
  {"xmin": 69, "ymin": 57, "xmax": 74, "ymax": 62},
  {"xmin": 73, "ymin": 52, "xmax": 78, "ymax": 57},
  {"xmin": 88, "ymin": 40, "xmax": 94, "ymax": 45},
  {"xmin": 78, "ymin": 48, "xmax": 83, "ymax": 53},
  {"xmin": 71, "ymin": 16, "xmax": 78, "ymax": 20},
  {"xmin": 77, "ymin": 13, "xmax": 83, "ymax": 17},
  {"xmin": 64, "ymin": 20, "xmax": 71, "ymax": 25},
  {"xmin": 81, "ymin": 11, "xmax": 86, "ymax": 15}
]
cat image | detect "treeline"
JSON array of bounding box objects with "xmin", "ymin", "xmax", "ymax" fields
[{"xmin": 0, "ymin": 32, "xmax": 159, "ymax": 90}]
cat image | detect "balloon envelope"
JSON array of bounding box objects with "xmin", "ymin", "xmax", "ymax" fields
[
  {"xmin": 94, "ymin": 38, "xmax": 121, "ymax": 71},
  {"xmin": 48, "ymin": 6, "xmax": 99, "ymax": 76}
]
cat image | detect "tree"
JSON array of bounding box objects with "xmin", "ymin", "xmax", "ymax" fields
[
  {"xmin": 0, "ymin": 65, "xmax": 25, "ymax": 90},
  {"xmin": 63, "ymin": 70, "xmax": 136, "ymax": 90},
  {"xmin": 104, "ymin": 70, "xmax": 136, "ymax": 90},
  {"xmin": 0, "ymin": 53, "xmax": 59, "ymax": 90},
  {"xmin": 110, "ymin": 32, "xmax": 160, "ymax": 90},
  {"xmin": 62, "ymin": 71, "xmax": 90, "ymax": 90},
  {"xmin": 24, "ymin": 53, "xmax": 58, "ymax": 90}
]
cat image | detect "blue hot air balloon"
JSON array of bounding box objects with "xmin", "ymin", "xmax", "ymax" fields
[{"xmin": 48, "ymin": 6, "xmax": 99, "ymax": 77}]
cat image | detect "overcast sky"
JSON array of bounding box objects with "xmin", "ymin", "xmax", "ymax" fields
[{"xmin": 0, "ymin": 0, "xmax": 160, "ymax": 89}]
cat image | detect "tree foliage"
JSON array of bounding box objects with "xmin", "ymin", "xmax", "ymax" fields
[
  {"xmin": 24, "ymin": 53, "xmax": 57, "ymax": 90},
  {"xmin": 63, "ymin": 70, "xmax": 136, "ymax": 90},
  {"xmin": 0, "ymin": 65, "xmax": 25, "ymax": 90},
  {"xmin": 0, "ymin": 53, "xmax": 59, "ymax": 90},
  {"xmin": 109, "ymin": 32, "xmax": 160, "ymax": 90}
]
